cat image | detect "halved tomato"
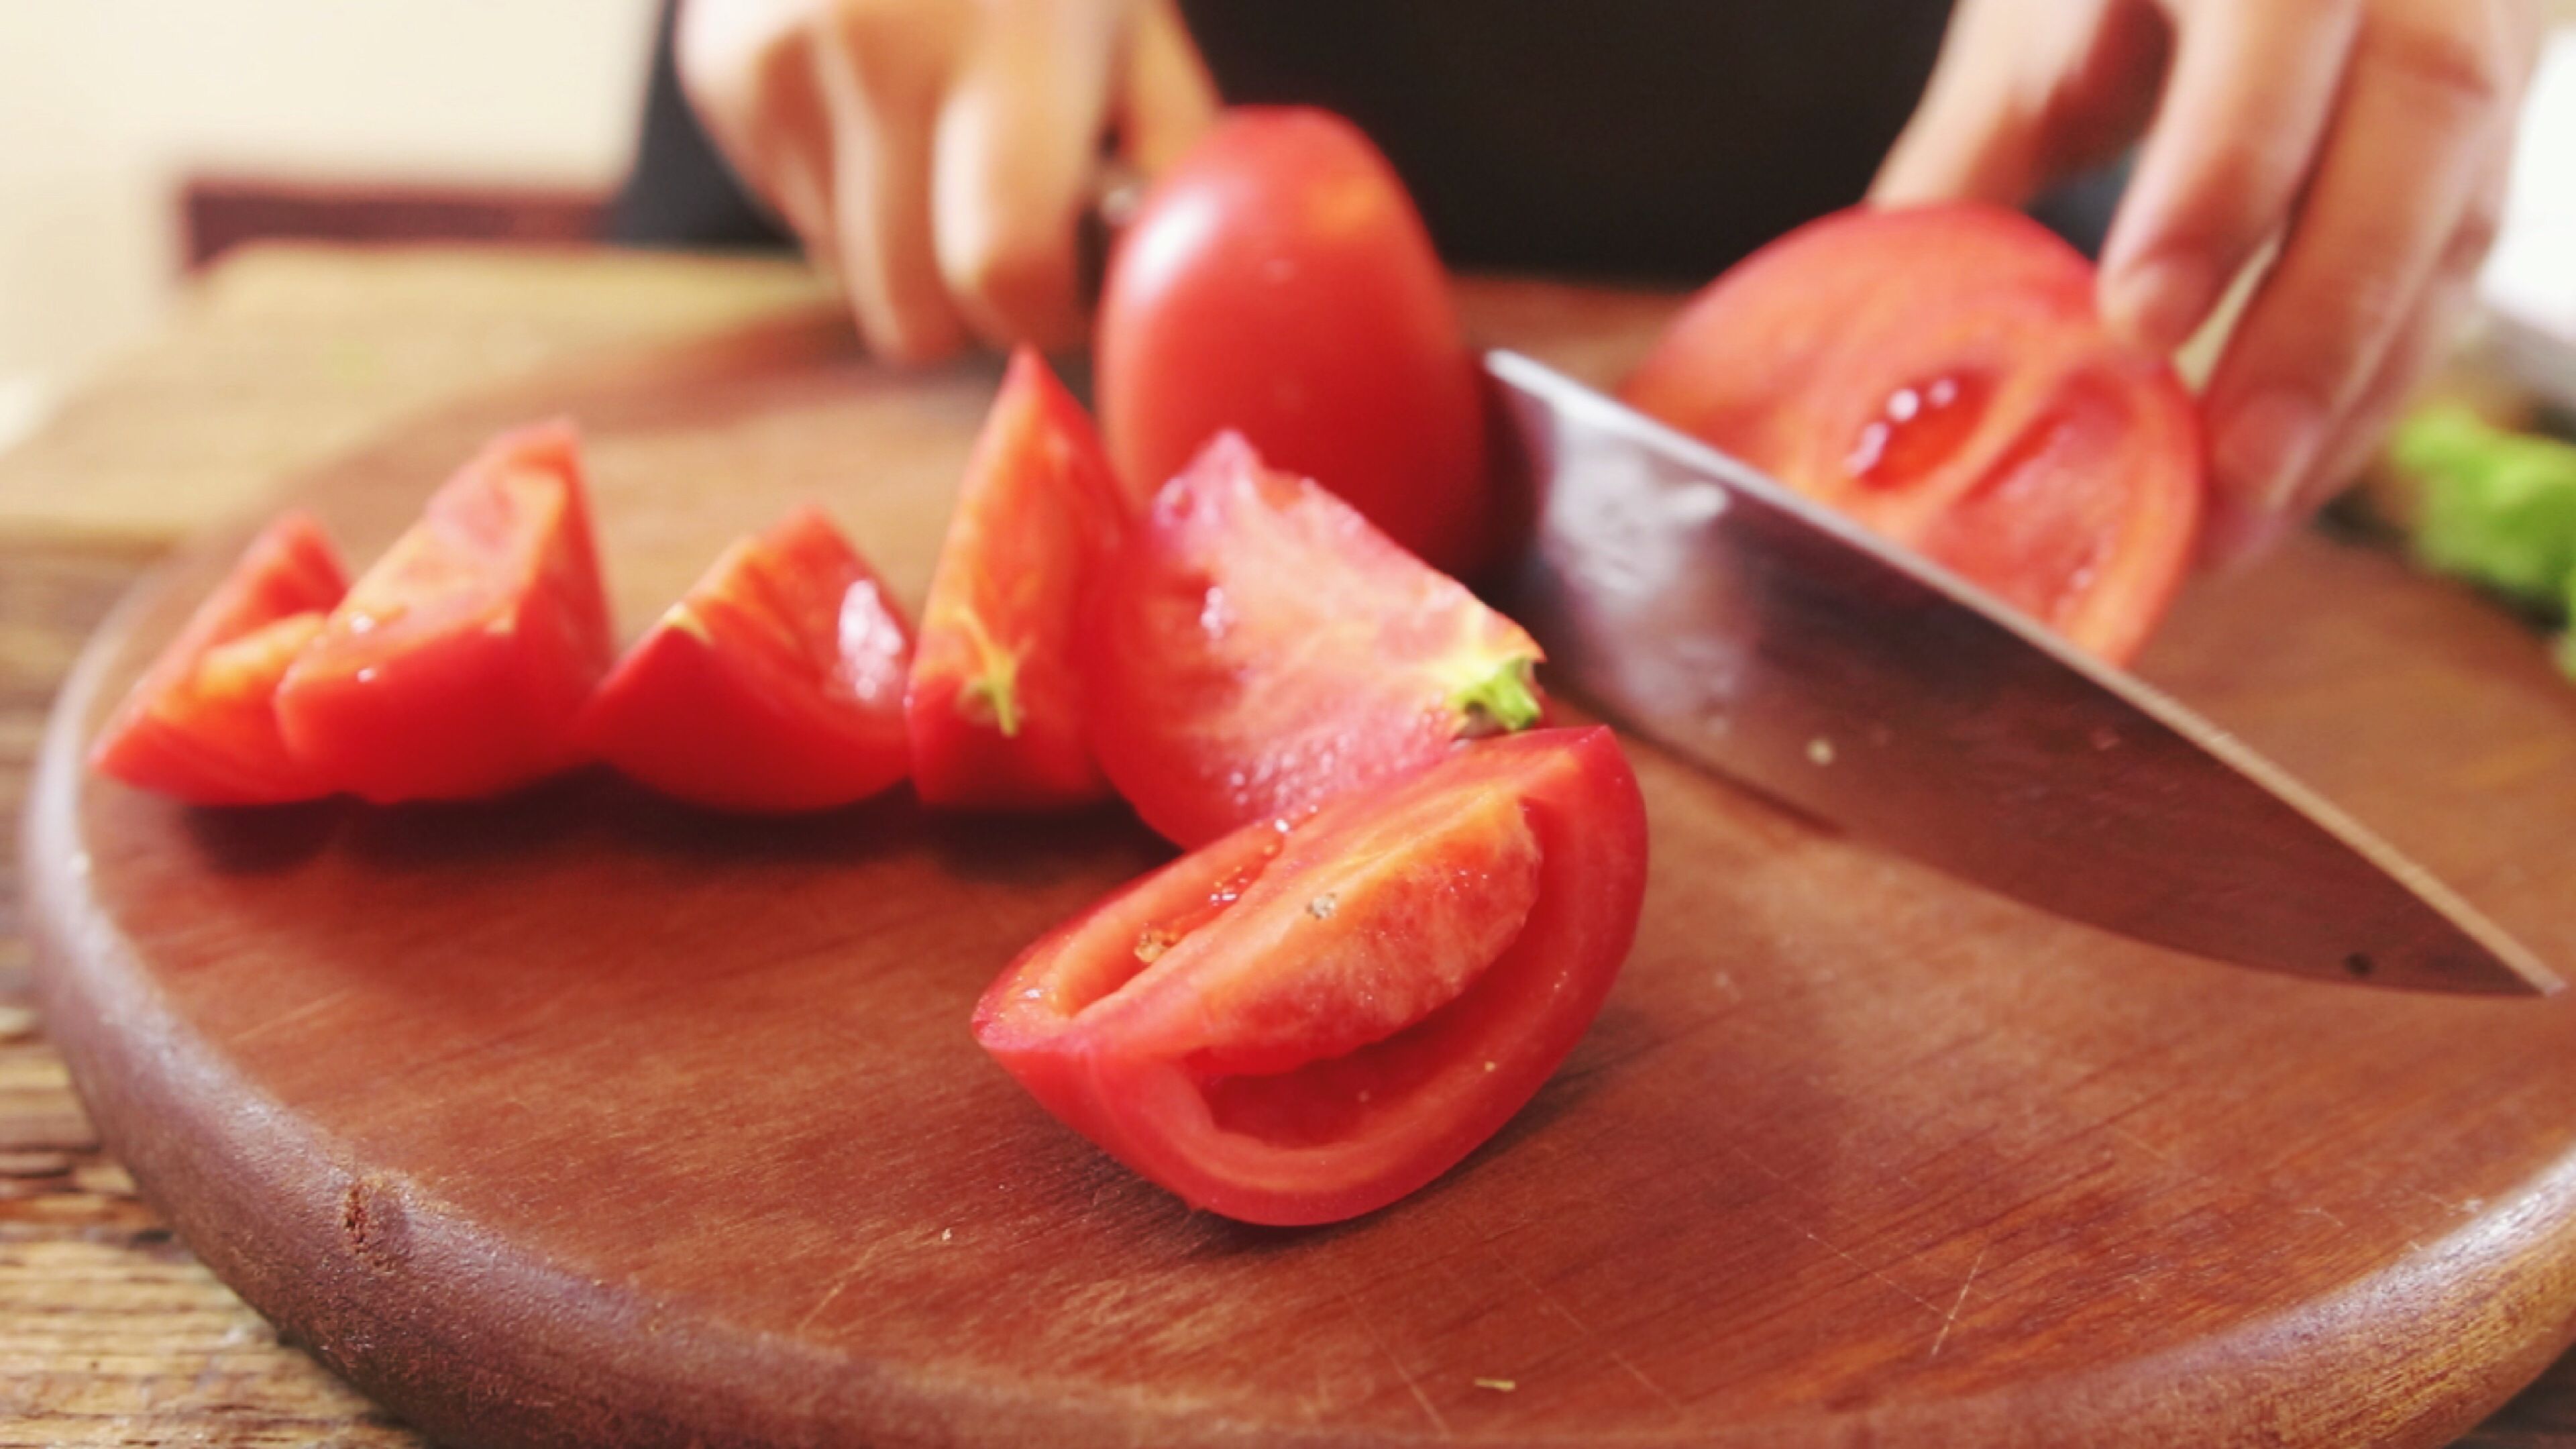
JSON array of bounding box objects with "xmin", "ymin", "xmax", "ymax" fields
[
  {"xmin": 275, "ymin": 419, "xmax": 613, "ymax": 802},
  {"xmin": 576, "ymin": 506, "xmax": 912, "ymax": 813},
  {"xmin": 1621, "ymin": 203, "xmax": 2205, "ymax": 664},
  {"xmin": 1095, "ymin": 107, "xmax": 1492, "ymax": 577},
  {"xmin": 905, "ymin": 348, "xmax": 1125, "ymax": 810},
  {"xmin": 975, "ymin": 726, "xmax": 1647, "ymax": 1226},
  {"xmin": 1083, "ymin": 432, "xmax": 1545, "ymax": 849},
  {"xmin": 90, "ymin": 513, "xmax": 349, "ymax": 805}
]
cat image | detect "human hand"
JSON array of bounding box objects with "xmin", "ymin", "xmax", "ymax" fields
[
  {"xmin": 1874, "ymin": 0, "xmax": 2541, "ymax": 566},
  {"xmin": 677, "ymin": 0, "xmax": 1218, "ymax": 362}
]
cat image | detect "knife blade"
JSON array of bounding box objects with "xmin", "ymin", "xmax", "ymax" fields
[{"xmin": 1484, "ymin": 350, "xmax": 2557, "ymax": 996}]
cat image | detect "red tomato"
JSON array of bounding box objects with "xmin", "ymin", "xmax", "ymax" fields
[
  {"xmin": 1084, "ymin": 432, "xmax": 1546, "ymax": 849},
  {"xmin": 1096, "ymin": 107, "xmax": 1492, "ymax": 576},
  {"xmin": 905, "ymin": 349, "xmax": 1125, "ymax": 810},
  {"xmin": 975, "ymin": 726, "xmax": 1646, "ymax": 1226},
  {"xmin": 90, "ymin": 513, "xmax": 348, "ymax": 805},
  {"xmin": 1622, "ymin": 203, "xmax": 2205, "ymax": 664},
  {"xmin": 276, "ymin": 420, "xmax": 613, "ymax": 802},
  {"xmin": 576, "ymin": 507, "xmax": 912, "ymax": 813}
]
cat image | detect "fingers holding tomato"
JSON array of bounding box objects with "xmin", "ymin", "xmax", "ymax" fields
[
  {"xmin": 1624, "ymin": 204, "xmax": 2205, "ymax": 665},
  {"xmin": 677, "ymin": 0, "xmax": 1220, "ymax": 361},
  {"xmin": 1873, "ymin": 0, "xmax": 2538, "ymax": 566}
]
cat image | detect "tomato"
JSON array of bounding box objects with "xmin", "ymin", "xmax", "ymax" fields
[
  {"xmin": 90, "ymin": 513, "xmax": 349, "ymax": 805},
  {"xmin": 1621, "ymin": 203, "xmax": 2205, "ymax": 665},
  {"xmin": 275, "ymin": 419, "xmax": 614, "ymax": 803},
  {"xmin": 1083, "ymin": 432, "xmax": 1545, "ymax": 849},
  {"xmin": 1096, "ymin": 106, "xmax": 1492, "ymax": 577},
  {"xmin": 905, "ymin": 349, "xmax": 1125, "ymax": 810},
  {"xmin": 975, "ymin": 726, "xmax": 1646, "ymax": 1226},
  {"xmin": 576, "ymin": 506, "xmax": 912, "ymax": 813}
]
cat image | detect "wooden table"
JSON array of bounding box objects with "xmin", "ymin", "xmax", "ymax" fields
[{"xmin": 3, "ymin": 244, "xmax": 2575, "ymax": 1447}]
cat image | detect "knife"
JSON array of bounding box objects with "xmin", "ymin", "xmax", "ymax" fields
[{"xmin": 1483, "ymin": 350, "xmax": 2559, "ymax": 997}]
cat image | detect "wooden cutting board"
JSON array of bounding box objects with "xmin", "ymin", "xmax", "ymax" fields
[{"xmin": 28, "ymin": 285, "xmax": 2576, "ymax": 1449}]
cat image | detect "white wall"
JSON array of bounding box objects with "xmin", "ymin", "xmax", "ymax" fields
[{"xmin": 0, "ymin": 0, "xmax": 660, "ymax": 400}]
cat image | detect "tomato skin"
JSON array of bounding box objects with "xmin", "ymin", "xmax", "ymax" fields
[
  {"xmin": 576, "ymin": 507, "xmax": 912, "ymax": 813},
  {"xmin": 906, "ymin": 349, "xmax": 1125, "ymax": 810},
  {"xmin": 90, "ymin": 513, "xmax": 349, "ymax": 806},
  {"xmin": 1097, "ymin": 107, "xmax": 1492, "ymax": 576},
  {"xmin": 275, "ymin": 420, "xmax": 614, "ymax": 803},
  {"xmin": 1622, "ymin": 203, "xmax": 2205, "ymax": 665},
  {"xmin": 1083, "ymin": 432, "xmax": 1546, "ymax": 849},
  {"xmin": 976, "ymin": 727, "xmax": 1647, "ymax": 1226}
]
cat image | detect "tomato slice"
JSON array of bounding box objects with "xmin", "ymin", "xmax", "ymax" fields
[
  {"xmin": 905, "ymin": 348, "xmax": 1126, "ymax": 810},
  {"xmin": 1621, "ymin": 203, "xmax": 2206, "ymax": 664},
  {"xmin": 1083, "ymin": 431, "xmax": 1546, "ymax": 849},
  {"xmin": 1096, "ymin": 107, "xmax": 1492, "ymax": 577},
  {"xmin": 275, "ymin": 419, "xmax": 614, "ymax": 803},
  {"xmin": 975, "ymin": 726, "xmax": 1647, "ymax": 1226},
  {"xmin": 90, "ymin": 513, "xmax": 349, "ymax": 805},
  {"xmin": 576, "ymin": 506, "xmax": 912, "ymax": 813}
]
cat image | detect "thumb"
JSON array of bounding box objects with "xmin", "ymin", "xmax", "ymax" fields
[{"xmin": 1114, "ymin": 0, "xmax": 1219, "ymax": 177}]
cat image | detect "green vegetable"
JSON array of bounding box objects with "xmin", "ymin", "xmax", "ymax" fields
[
  {"xmin": 2396, "ymin": 406, "xmax": 2576, "ymax": 608},
  {"xmin": 2392, "ymin": 405, "xmax": 2576, "ymax": 680}
]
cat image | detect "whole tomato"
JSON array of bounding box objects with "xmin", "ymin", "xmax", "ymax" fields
[{"xmin": 1095, "ymin": 107, "xmax": 1492, "ymax": 577}]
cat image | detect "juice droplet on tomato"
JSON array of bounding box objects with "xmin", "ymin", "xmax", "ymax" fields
[
  {"xmin": 1845, "ymin": 372, "xmax": 1990, "ymax": 488},
  {"xmin": 1132, "ymin": 847, "xmax": 1285, "ymax": 965},
  {"xmin": 1199, "ymin": 585, "xmax": 1234, "ymax": 641}
]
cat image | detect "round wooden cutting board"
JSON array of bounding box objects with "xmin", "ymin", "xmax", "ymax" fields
[{"xmin": 28, "ymin": 285, "xmax": 2576, "ymax": 1449}]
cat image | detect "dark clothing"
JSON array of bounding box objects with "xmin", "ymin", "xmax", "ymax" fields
[
  {"xmin": 610, "ymin": 1, "xmax": 2117, "ymax": 280},
  {"xmin": 1174, "ymin": 1, "xmax": 1951, "ymax": 282},
  {"xmin": 607, "ymin": 2, "xmax": 780, "ymax": 251}
]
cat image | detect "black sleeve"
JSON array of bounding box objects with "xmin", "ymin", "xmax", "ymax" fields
[
  {"xmin": 606, "ymin": 1, "xmax": 794, "ymax": 250},
  {"xmin": 607, "ymin": 0, "xmax": 2122, "ymax": 276}
]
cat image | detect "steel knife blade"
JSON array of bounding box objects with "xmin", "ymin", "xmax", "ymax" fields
[{"xmin": 1485, "ymin": 349, "xmax": 2557, "ymax": 996}]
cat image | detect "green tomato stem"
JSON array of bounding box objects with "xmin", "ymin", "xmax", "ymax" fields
[
  {"xmin": 1451, "ymin": 655, "xmax": 1542, "ymax": 738},
  {"xmin": 947, "ymin": 606, "xmax": 1024, "ymax": 738}
]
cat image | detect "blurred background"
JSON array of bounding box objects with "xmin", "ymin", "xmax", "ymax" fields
[
  {"xmin": 1, "ymin": 0, "xmax": 2573, "ymax": 460},
  {"xmin": 0, "ymin": 0, "xmax": 659, "ymax": 450}
]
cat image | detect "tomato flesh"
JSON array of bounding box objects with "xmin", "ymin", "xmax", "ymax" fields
[
  {"xmin": 577, "ymin": 506, "xmax": 911, "ymax": 813},
  {"xmin": 975, "ymin": 727, "xmax": 1647, "ymax": 1226},
  {"xmin": 906, "ymin": 348, "xmax": 1125, "ymax": 810},
  {"xmin": 1096, "ymin": 107, "xmax": 1492, "ymax": 576},
  {"xmin": 1622, "ymin": 203, "xmax": 2205, "ymax": 664},
  {"xmin": 275, "ymin": 419, "xmax": 614, "ymax": 802},
  {"xmin": 1083, "ymin": 432, "xmax": 1545, "ymax": 849},
  {"xmin": 90, "ymin": 513, "xmax": 349, "ymax": 805}
]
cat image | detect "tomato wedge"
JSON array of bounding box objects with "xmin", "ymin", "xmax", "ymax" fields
[
  {"xmin": 1622, "ymin": 203, "xmax": 2205, "ymax": 664},
  {"xmin": 975, "ymin": 726, "xmax": 1646, "ymax": 1226},
  {"xmin": 1083, "ymin": 432, "xmax": 1546, "ymax": 849},
  {"xmin": 576, "ymin": 506, "xmax": 912, "ymax": 813},
  {"xmin": 905, "ymin": 348, "xmax": 1125, "ymax": 810},
  {"xmin": 90, "ymin": 513, "xmax": 349, "ymax": 805},
  {"xmin": 1096, "ymin": 107, "xmax": 1492, "ymax": 576},
  {"xmin": 275, "ymin": 419, "xmax": 613, "ymax": 803}
]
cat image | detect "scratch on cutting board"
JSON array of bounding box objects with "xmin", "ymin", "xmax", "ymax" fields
[
  {"xmin": 1694, "ymin": 1142, "xmax": 1945, "ymax": 1319},
  {"xmin": 793, "ymin": 1258, "xmax": 870, "ymax": 1334},
  {"xmin": 1501, "ymin": 1258, "xmax": 1684, "ymax": 1411},
  {"xmin": 1328, "ymin": 1262, "xmax": 1452, "ymax": 1440},
  {"xmin": 1775, "ymin": 1214, "xmax": 1946, "ymax": 1318},
  {"xmin": 229, "ymin": 987, "xmax": 355, "ymax": 1049},
  {"xmin": 1927, "ymin": 1247, "xmax": 1986, "ymax": 1359}
]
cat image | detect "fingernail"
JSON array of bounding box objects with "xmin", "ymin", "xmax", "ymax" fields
[
  {"xmin": 2216, "ymin": 390, "xmax": 2328, "ymax": 515},
  {"xmin": 2102, "ymin": 254, "xmax": 2219, "ymax": 354},
  {"xmin": 2198, "ymin": 496, "xmax": 2291, "ymax": 572}
]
